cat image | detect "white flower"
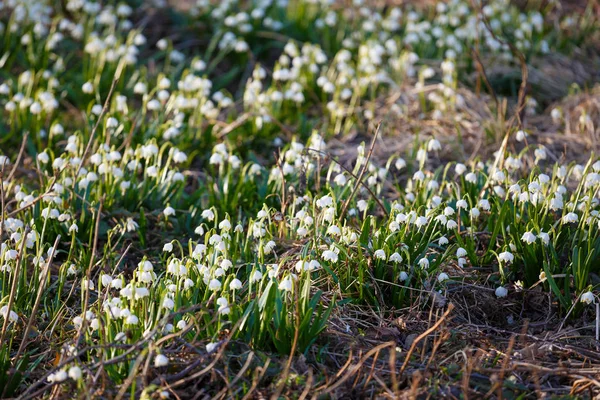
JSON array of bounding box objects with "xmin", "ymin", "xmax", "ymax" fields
[
  {"xmin": 206, "ymin": 342, "xmax": 219, "ymax": 353},
  {"xmin": 48, "ymin": 369, "xmax": 68, "ymax": 383},
  {"xmin": 216, "ymin": 261, "xmax": 230, "ymax": 273},
  {"xmin": 389, "ymin": 252, "xmax": 403, "ymax": 263},
  {"xmin": 209, "ymin": 279, "xmax": 222, "ymax": 291},
  {"xmin": 126, "ymin": 218, "xmax": 139, "ymax": 232},
  {"xmin": 250, "ymin": 270, "xmax": 263, "ymax": 283},
  {"xmin": 478, "ymin": 199, "xmax": 490, "ymax": 211},
  {"xmin": 499, "ymin": 251, "xmax": 514, "ymax": 263},
  {"xmin": 515, "ymin": 130, "xmax": 528, "ymax": 142},
  {"xmin": 82, "ymin": 82, "xmax": 94, "ymax": 93},
  {"xmin": 316, "ymin": 195, "xmax": 333, "ymax": 208},
  {"xmin": 413, "ymin": 171, "xmax": 425, "ymax": 181},
  {"xmin": 417, "ymin": 258, "xmax": 429, "ymax": 268},
  {"xmin": 163, "ymin": 243, "xmax": 173, "ymax": 252},
  {"xmin": 219, "ymin": 219, "xmax": 231, "ymax": 231},
  {"xmin": 495, "ymin": 286, "xmax": 508, "ymax": 298},
  {"xmin": 257, "ymin": 210, "xmax": 268, "ymax": 219},
  {"xmin": 538, "ymin": 232, "xmax": 550, "ymax": 245},
  {"xmin": 334, "ymin": 174, "xmax": 347, "ymax": 186},
  {"xmin": 162, "ymin": 297, "xmax": 175, "ymax": 309},
  {"xmin": 415, "ymin": 216, "xmax": 428, "ymax": 228},
  {"xmin": 357, "ymin": 200, "xmax": 368, "ymax": 212},
  {"xmin": 154, "ymin": 354, "xmax": 169, "ymax": 367},
  {"xmin": 230, "ymin": 278, "xmax": 242, "ymax": 290},
  {"xmin": 439, "ymin": 236, "xmax": 449, "ymax": 245},
  {"xmin": 456, "ymin": 247, "xmax": 467, "ymax": 258},
  {"xmin": 68, "ymin": 366, "xmax": 82, "ymax": 380},
  {"xmin": 278, "ymin": 277, "xmax": 293, "ymax": 291},
  {"xmin": 101, "ymin": 274, "xmax": 113, "ymax": 287},
  {"xmin": 37, "ymin": 152, "xmax": 50, "ymax": 164},
  {"xmin": 562, "ymin": 212, "xmax": 578, "ymax": 224},
  {"xmin": 163, "ymin": 206, "xmax": 175, "ymax": 217},
  {"xmin": 399, "ymin": 271, "xmax": 408, "ymax": 281},
  {"xmin": 322, "ymin": 250, "xmax": 338, "ymax": 263},
  {"xmin": 0, "ymin": 306, "xmax": 18, "ymax": 323},
  {"xmin": 264, "ymin": 240, "xmax": 276, "ymax": 253},
  {"xmin": 395, "ymin": 158, "xmax": 406, "ymax": 170},
  {"xmin": 465, "ymin": 172, "xmax": 477, "ymax": 183},
  {"xmin": 581, "ymin": 291, "xmax": 595, "ymax": 304},
  {"xmin": 306, "ymin": 260, "xmax": 320, "ymax": 271},
  {"xmin": 202, "ymin": 209, "xmax": 215, "ymax": 221},
  {"xmin": 456, "ymin": 199, "xmax": 468, "ymax": 209},
  {"xmin": 428, "ymin": 139, "xmax": 441, "ymax": 151},
  {"xmin": 437, "ymin": 273, "xmax": 449, "ymax": 282},
  {"xmin": 521, "ymin": 232, "xmax": 536, "ymax": 244},
  {"xmin": 374, "ymin": 249, "xmax": 386, "ymax": 260},
  {"xmin": 217, "ymin": 297, "xmax": 229, "ymax": 313}
]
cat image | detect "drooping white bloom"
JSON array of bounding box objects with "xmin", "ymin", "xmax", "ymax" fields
[
  {"xmin": 499, "ymin": 251, "xmax": 514, "ymax": 263},
  {"xmin": 465, "ymin": 172, "xmax": 477, "ymax": 183},
  {"xmin": 322, "ymin": 250, "xmax": 339, "ymax": 263},
  {"xmin": 581, "ymin": 291, "xmax": 595, "ymax": 304},
  {"xmin": 456, "ymin": 199, "xmax": 468, "ymax": 209},
  {"xmin": 334, "ymin": 174, "xmax": 347, "ymax": 186},
  {"xmin": 428, "ymin": 138, "xmax": 441, "ymax": 151},
  {"xmin": 278, "ymin": 277, "xmax": 293, "ymax": 291},
  {"xmin": 437, "ymin": 272, "xmax": 449, "ymax": 282},
  {"xmin": 247, "ymin": 268, "xmax": 262, "ymax": 283},
  {"xmin": 495, "ymin": 286, "xmax": 508, "ymax": 298},
  {"xmin": 515, "ymin": 130, "xmax": 528, "ymax": 142},
  {"xmin": 202, "ymin": 209, "xmax": 215, "ymax": 221},
  {"xmin": 206, "ymin": 342, "xmax": 218, "ymax": 353},
  {"xmin": 455, "ymin": 163, "xmax": 467, "ymax": 175},
  {"xmin": 316, "ymin": 195, "xmax": 333, "ymax": 208},
  {"xmin": 126, "ymin": 218, "xmax": 139, "ymax": 232},
  {"xmin": 209, "ymin": 279, "xmax": 222, "ymax": 291},
  {"xmin": 48, "ymin": 369, "xmax": 68, "ymax": 383},
  {"xmin": 562, "ymin": 212, "xmax": 578, "ymax": 224},
  {"xmin": 68, "ymin": 366, "xmax": 82, "ymax": 380},
  {"xmin": 154, "ymin": 354, "xmax": 169, "ymax": 367},
  {"xmin": 521, "ymin": 232, "xmax": 536, "ymax": 244},
  {"xmin": 0, "ymin": 306, "xmax": 18, "ymax": 323},
  {"xmin": 374, "ymin": 249, "xmax": 386, "ymax": 260},
  {"xmin": 389, "ymin": 252, "xmax": 403, "ymax": 263},
  {"xmin": 230, "ymin": 279, "xmax": 242, "ymax": 290}
]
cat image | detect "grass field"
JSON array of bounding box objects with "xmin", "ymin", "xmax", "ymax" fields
[{"xmin": 1, "ymin": 0, "xmax": 600, "ymax": 398}]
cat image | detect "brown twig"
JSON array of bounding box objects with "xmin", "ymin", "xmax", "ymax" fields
[
  {"xmin": 6, "ymin": 132, "xmax": 29, "ymax": 183},
  {"xmin": 399, "ymin": 303, "xmax": 454, "ymax": 376},
  {"xmin": 304, "ymin": 147, "xmax": 389, "ymax": 217},
  {"xmin": 339, "ymin": 123, "xmax": 381, "ymax": 220},
  {"xmin": 75, "ymin": 77, "xmax": 119, "ymax": 179}
]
